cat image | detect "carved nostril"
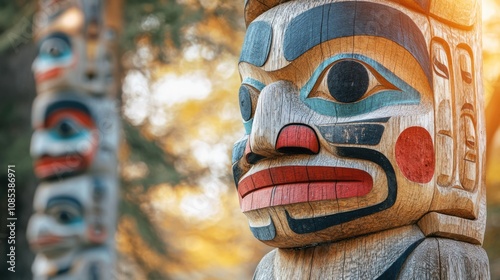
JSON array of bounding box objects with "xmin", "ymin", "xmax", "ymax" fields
[
  {"xmin": 276, "ymin": 124, "xmax": 320, "ymax": 155},
  {"xmin": 245, "ymin": 140, "xmax": 266, "ymax": 164}
]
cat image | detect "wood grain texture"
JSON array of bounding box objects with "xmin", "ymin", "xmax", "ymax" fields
[{"xmin": 236, "ymin": 0, "xmax": 489, "ymax": 278}]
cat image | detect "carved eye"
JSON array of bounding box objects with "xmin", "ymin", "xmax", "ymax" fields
[
  {"xmin": 238, "ymin": 84, "xmax": 259, "ymax": 121},
  {"xmin": 311, "ymin": 60, "xmax": 389, "ymax": 103},
  {"xmin": 39, "ymin": 36, "xmax": 71, "ymax": 59},
  {"xmin": 55, "ymin": 119, "xmax": 82, "ymax": 138},
  {"xmin": 47, "ymin": 204, "xmax": 82, "ymax": 224}
]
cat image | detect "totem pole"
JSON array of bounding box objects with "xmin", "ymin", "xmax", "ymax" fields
[
  {"xmin": 233, "ymin": 0, "xmax": 490, "ymax": 278},
  {"xmin": 27, "ymin": 1, "xmax": 120, "ymax": 279}
]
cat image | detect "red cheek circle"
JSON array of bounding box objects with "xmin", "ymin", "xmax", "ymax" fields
[{"xmin": 395, "ymin": 126, "xmax": 435, "ymax": 183}]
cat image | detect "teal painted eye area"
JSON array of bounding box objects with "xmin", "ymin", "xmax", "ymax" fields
[
  {"xmin": 301, "ymin": 54, "xmax": 421, "ymax": 118},
  {"xmin": 327, "ymin": 61, "xmax": 369, "ymax": 103},
  {"xmin": 39, "ymin": 34, "xmax": 72, "ymax": 60},
  {"xmin": 47, "ymin": 203, "xmax": 83, "ymax": 224},
  {"xmin": 239, "ymin": 85, "xmax": 253, "ymax": 121},
  {"xmin": 51, "ymin": 119, "xmax": 84, "ymax": 139}
]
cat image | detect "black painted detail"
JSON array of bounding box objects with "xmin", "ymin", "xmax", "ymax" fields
[
  {"xmin": 239, "ymin": 21, "xmax": 273, "ymax": 67},
  {"xmin": 45, "ymin": 100, "xmax": 91, "ymax": 123},
  {"xmin": 342, "ymin": 117, "xmax": 390, "ymax": 124},
  {"xmin": 375, "ymin": 238, "xmax": 425, "ymax": 280},
  {"xmin": 283, "ymin": 2, "xmax": 431, "ymax": 85},
  {"xmin": 246, "ymin": 152, "xmax": 266, "ymax": 164},
  {"xmin": 239, "ymin": 85, "xmax": 253, "ymax": 121},
  {"xmin": 232, "ymin": 162, "xmax": 243, "ymax": 189},
  {"xmin": 318, "ymin": 124, "xmax": 385, "ymax": 145},
  {"xmin": 250, "ymin": 219, "xmax": 276, "ymax": 241},
  {"xmin": 286, "ymin": 147, "xmax": 397, "ymax": 234},
  {"xmin": 38, "ymin": 32, "xmax": 72, "ymax": 54},
  {"xmin": 433, "ymin": 57, "xmax": 449, "ymax": 79},
  {"xmin": 327, "ymin": 61, "xmax": 369, "ymax": 103}
]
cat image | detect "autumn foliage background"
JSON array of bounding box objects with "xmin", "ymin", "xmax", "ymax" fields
[{"xmin": 0, "ymin": 0, "xmax": 500, "ymax": 279}]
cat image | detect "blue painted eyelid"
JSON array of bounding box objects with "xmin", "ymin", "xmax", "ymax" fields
[
  {"xmin": 300, "ymin": 54, "xmax": 424, "ymax": 117},
  {"xmin": 242, "ymin": 77, "xmax": 266, "ymax": 91}
]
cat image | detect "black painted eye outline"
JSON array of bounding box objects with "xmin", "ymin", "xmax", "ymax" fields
[
  {"xmin": 51, "ymin": 119, "xmax": 85, "ymax": 139},
  {"xmin": 310, "ymin": 59, "xmax": 393, "ymax": 104},
  {"xmin": 300, "ymin": 54, "xmax": 422, "ymax": 118},
  {"xmin": 47, "ymin": 203, "xmax": 83, "ymax": 225}
]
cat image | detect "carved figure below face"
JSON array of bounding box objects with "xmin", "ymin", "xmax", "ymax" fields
[{"xmin": 234, "ymin": 0, "xmax": 485, "ymax": 248}]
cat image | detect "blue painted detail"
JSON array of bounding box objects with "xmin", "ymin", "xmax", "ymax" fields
[
  {"xmin": 48, "ymin": 119, "xmax": 91, "ymax": 140},
  {"xmin": 232, "ymin": 136, "xmax": 248, "ymax": 165},
  {"xmin": 283, "ymin": 2, "xmax": 431, "ymax": 84},
  {"xmin": 318, "ymin": 124, "xmax": 385, "ymax": 145},
  {"xmin": 239, "ymin": 21, "xmax": 273, "ymax": 67},
  {"xmin": 250, "ymin": 219, "xmax": 276, "ymax": 241},
  {"xmin": 242, "ymin": 77, "xmax": 266, "ymax": 91},
  {"xmin": 38, "ymin": 32, "xmax": 73, "ymax": 62},
  {"xmin": 47, "ymin": 196, "xmax": 84, "ymax": 224},
  {"xmin": 243, "ymin": 119, "xmax": 253, "ymax": 135},
  {"xmin": 300, "ymin": 54, "xmax": 422, "ymax": 117}
]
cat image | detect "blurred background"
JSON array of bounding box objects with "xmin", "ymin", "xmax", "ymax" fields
[{"xmin": 0, "ymin": 0, "xmax": 499, "ymax": 279}]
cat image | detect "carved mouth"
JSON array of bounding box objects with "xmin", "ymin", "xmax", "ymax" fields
[
  {"xmin": 238, "ymin": 166, "xmax": 373, "ymax": 212},
  {"xmin": 35, "ymin": 67, "xmax": 63, "ymax": 83},
  {"xmin": 30, "ymin": 235, "xmax": 64, "ymax": 249},
  {"xmin": 34, "ymin": 154, "xmax": 90, "ymax": 179}
]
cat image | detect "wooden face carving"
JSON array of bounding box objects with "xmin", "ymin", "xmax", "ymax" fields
[
  {"xmin": 233, "ymin": 0, "xmax": 485, "ymax": 247},
  {"xmin": 31, "ymin": 94, "xmax": 119, "ymax": 179},
  {"xmin": 32, "ymin": 30, "xmax": 115, "ymax": 95},
  {"xmin": 27, "ymin": 175, "xmax": 116, "ymax": 256}
]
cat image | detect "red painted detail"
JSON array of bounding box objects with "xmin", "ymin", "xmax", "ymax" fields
[
  {"xmin": 87, "ymin": 226, "xmax": 107, "ymax": 244},
  {"xmin": 46, "ymin": 109, "xmax": 96, "ymax": 129},
  {"xmin": 276, "ymin": 124, "xmax": 320, "ymax": 154},
  {"xmin": 309, "ymin": 182, "xmax": 336, "ymax": 201},
  {"xmin": 239, "ymin": 166, "xmax": 373, "ymax": 212},
  {"xmin": 29, "ymin": 235, "xmax": 63, "ymax": 249},
  {"xmin": 34, "ymin": 153, "xmax": 92, "ymax": 179},
  {"xmin": 395, "ymin": 126, "xmax": 435, "ymax": 183},
  {"xmin": 35, "ymin": 67, "xmax": 63, "ymax": 83}
]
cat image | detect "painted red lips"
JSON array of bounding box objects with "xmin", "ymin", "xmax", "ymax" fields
[
  {"xmin": 30, "ymin": 235, "xmax": 63, "ymax": 249},
  {"xmin": 238, "ymin": 166, "xmax": 373, "ymax": 212},
  {"xmin": 34, "ymin": 154, "xmax": 90, "ymax": 179}
]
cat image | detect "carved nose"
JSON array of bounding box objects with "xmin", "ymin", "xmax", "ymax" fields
[{"xmin": 275, "ymin": 124, "xmax": 320, "ymax": 155}]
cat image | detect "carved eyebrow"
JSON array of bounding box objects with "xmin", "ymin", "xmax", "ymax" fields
[
  {"xmin": 283, "ymin": 2, "xmax": 431, "ymax": 85},
  {"xmin": 239, "ymin": 21, "xmax": 273, "ymax": 67},
  {"xmin": 47, "ymin": 196, "xmax": 83, "ymax": 212},
  {"xmin": 45, "ymin": 100, "xmax": 91, "ymax": 121}
]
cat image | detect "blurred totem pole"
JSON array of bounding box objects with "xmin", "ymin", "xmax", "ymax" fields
[
  {"xmin": 27, "ymin": 0, "xmax": 120, "ymax": 279},
  {"xmin": 233, "ymin": 0, "xmax": 490, "ymax": 278}
]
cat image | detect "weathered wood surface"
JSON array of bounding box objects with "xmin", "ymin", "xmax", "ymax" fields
[{"xmin": 234, "ymin": 0, "xmax": 490, "ymax": 278}]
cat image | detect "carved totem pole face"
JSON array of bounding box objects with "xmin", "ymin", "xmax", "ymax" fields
[
  {"xmin": 31, "ymin": 93, "xmax": 119, "ymax": 179},
  {"xmin": 233, "ymin": 0, "xmax": 485, "ymax": 248},
  {"xmin": 27, "ymin": 175, "xmax": 117, "ymax": 256},
  {"xmin": 32, "ymin": 4, "xmax": 116, "ymax": 96}
]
